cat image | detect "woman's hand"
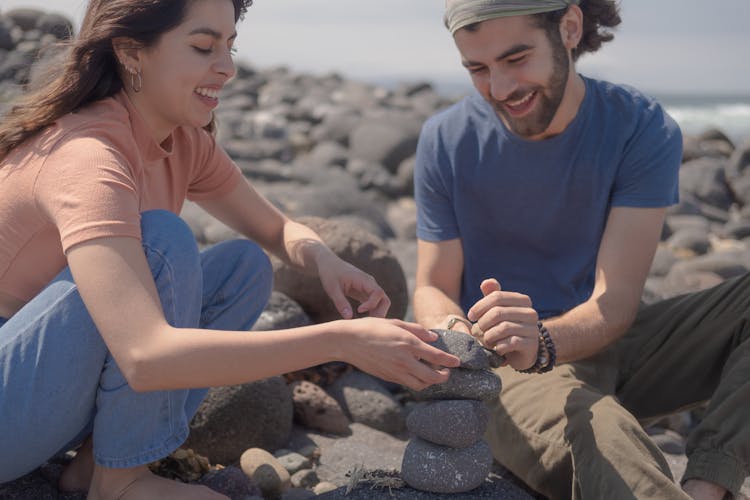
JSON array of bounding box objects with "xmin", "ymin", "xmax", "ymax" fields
[
  {"xmin": 315, "ymin": 251, "xmax": 391, "ymax": 319},
  {"xmin": 337, "ymin": 318, "xmax": 461, "ymax": 391},
  {"xmin": 467, "ymin": 278, "xmax": 539, "ymax": 370}
]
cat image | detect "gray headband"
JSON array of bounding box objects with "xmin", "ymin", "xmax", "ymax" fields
[{"xmin": 444, "ymin": 0, "xmax": 580, "ymax": 35}]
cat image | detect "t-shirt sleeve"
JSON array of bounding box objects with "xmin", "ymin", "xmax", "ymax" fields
[
  {"xmin": 610, "ymin": 102, "xmax": 682, "ymax": 207},
  {"xmin": 34, "ymin": 134, "xmax": 142, "ymax": 253},
  {"xmin": 186, "ymin": 128, "xmax": 243, "ymax": 201},
  {"xmin": 414, "ymin": 119, "xmax": 460, "ymax": 241}
]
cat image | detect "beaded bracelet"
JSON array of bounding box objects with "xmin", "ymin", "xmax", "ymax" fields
[{"xmin": 518, "ymin": 321, "xmax": 556, "ymax": 374}]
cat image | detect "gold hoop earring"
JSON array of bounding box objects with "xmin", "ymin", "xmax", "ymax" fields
[{"xmin": 131, "ymin": 70, "xmax": 142, "ymax": 93}]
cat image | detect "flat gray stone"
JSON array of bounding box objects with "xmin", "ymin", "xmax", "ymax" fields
[
  {"xmin": 406, "ymin": 400, "xmax": 489, "ymax": 448},
  {"xmin": 430, "ymin": 329, "xmax": 489, "ymax": 370},
  {"xmin": 328, "ymin": 371, "xmax": 405, "ymax": 434},
  {"xmin": 401, "ymin": 438, "xmax": 493, "ymax": 494},
  {"xmin": 409, "ymin": 368, "xmax": 501, "ymax": 402}
]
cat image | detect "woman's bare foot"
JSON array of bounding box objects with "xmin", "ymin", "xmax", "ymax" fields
[
  {"xmin": 87, "ymin": 463, "xmax": 228, "ymax": 500},
  {"xmin": 58, "ymin": 436, "xmax": 94, "ymax": 492},
  {"xmin": 683, "ymin": 479, "xmax": 727, "ymax": 500}
]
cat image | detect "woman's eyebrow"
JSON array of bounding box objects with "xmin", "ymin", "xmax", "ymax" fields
[{"xmin": 188, "ymin": 27, "xmax": 237, "ymax": 41}]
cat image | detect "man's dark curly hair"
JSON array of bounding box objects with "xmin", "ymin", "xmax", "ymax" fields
[{"xmin": 533, "ymin": 0, "xmax": 621, "ymax": 61}]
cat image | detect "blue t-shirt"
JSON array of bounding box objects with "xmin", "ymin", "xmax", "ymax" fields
[{"xmin": 415, "ymin": 76, "xmax": 682, "ymax": 318}]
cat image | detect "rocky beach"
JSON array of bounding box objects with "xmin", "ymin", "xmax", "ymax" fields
[{"xmin": 2, "ymin": 7, "xmax": 750, "ymax": 499}]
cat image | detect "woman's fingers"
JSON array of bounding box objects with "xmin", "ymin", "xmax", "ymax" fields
[{"xmin": 326, "ymin": 282, "xmax": 353, "ymax": 319}]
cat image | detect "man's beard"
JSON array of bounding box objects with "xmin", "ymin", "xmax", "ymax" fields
[{"xmin": 492, "ymin": 36, "xmax": 570, "ymax": 138}]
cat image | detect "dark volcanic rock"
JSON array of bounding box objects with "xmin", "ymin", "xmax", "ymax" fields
[
  {"xmin": 271, "ymin": 216, "xmax": 408, "ymax": 322},
  {"xmin": 185, "ymin": 376, "xmax": 293, "ymax": 464},
  {"xmin": 406, "ymin": 400, "xmax": 489, "ymax": 448},
  {"xmin": 409, "ymin": 368, "xmax": 501, "ymax": 402},
  {"xmin": 401, "ymin": 438, "xmax": 493, "ymax": 494}
]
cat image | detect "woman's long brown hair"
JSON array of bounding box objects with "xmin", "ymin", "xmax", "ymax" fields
[{"xmin": 0, "ymin": 0, "xmax": 252, "ymax": 163}]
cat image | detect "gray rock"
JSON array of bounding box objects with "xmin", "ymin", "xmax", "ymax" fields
[
  {"xmin": 329, "ymin": 371, "xmax": 405, "ymax": 435},
  {"xmin": 649, "ymin": 246, "xmax": 678, "ymax": 277},
  {"xmin": 727, "ymin": 138, "xmax": 750, "ymax": 179},
  {"xmin": 401, "ymin": 438, "xmax": 493, "ymax": 494},
  {"xmin": 290, "ymin": 468, "xmax": 319, "ymax": 489},
  {"xmin": 274, "ymin": 450, "xmax": 312, "ymax": 475},
  {"xmin": 660, "ymin": 270, "xmax": 725, "ymax": 299},
  {"xmin": 429, "ymin": 329, "xmax": 492, "ymax": 370},
  {"xmin": 665, "ymin": 214, "xmax": 711, "ymax": 234},
  {"xmin": 0, "ymin": 19, "xmax": 14, "ymax": 50},
  {"xmin": 349, "ymin": 117, "xmax": 420, "ymax": 173},
  {"xmin": 289, "ymin": 380, "xmax": 351, "ymax": 435},
  {"xmin": 36, "ymin": 13, "xmax": 73, "ymax": 40},
  {"xmin": 4, "ymin": 8, "xmax": 44, "ymax": 31},
  {"xmin": 729, "ymin": 175, "xmax": 750, "ymax": 207},
  {"xmin": 271, "ymin": 216, "xmax": 408, "ymax": 322},
  {"xmin": 252, "ymin": 291, "xmax": 312, "ymax": 331},
  {"xmin": 409, "ymin": 368, "xmax": 501, "ymax": 402},
  {"xmin": 647, "ymin": 428, "xmax": 687, "ymax": 455},
  {"xmin": 185, "ymin": 376, "xmax": 293, "ymax": 465},
  {"xmin": 667, "ymin": 249, "xmax": 750, "ymax": 279},
  {"xmin": 666, "ymin": 228, "xmax": 711, "ymax": 255},
  {"xmin": 678, "ymin": 158, "xmax": 734, "ymax": 211},
  {"xmin": 406, "ymin": 400, "xmax": 489, "ymax": 448}
]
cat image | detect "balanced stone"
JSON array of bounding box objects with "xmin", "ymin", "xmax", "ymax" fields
[
  {"xmin": 429, "ymin": 329, "xmax": 489, "ymax": 369},
  {"xmin": 406, "ymin": 400, "xmax": 489, "ymax": 448},
  {"xmin": 430, "ymin": 329, "xmax": 506, "ymax": 369},
  {"xmin": 409, "ymin": 368, "xmax": 501, "ymax": 402},
  {"xmin": 401, "ymin": 438, "xmax": 493, "ymax": 494}
]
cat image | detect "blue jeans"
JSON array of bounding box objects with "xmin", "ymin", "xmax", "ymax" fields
[{"xmin": 0, "ymin": 210, "xmax": 272, "ymax": 482}]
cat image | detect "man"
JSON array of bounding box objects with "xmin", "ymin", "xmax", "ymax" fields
[{"xmin": 413, "ymin": 1, "xmax": 749, "ymax": 498}]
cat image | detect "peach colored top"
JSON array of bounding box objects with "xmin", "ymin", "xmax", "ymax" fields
[{"xmin": 0, "ymin": 90, "xmax": 243, "ymax": 305}]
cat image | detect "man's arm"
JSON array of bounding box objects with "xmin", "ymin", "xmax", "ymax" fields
[
  {"xmin": 413, "ymin": 238, "xmax": 471, "ymax": 333},
  {"xmin": 541, "ymin": 206, "xmax": 666, "ymax": 363}
]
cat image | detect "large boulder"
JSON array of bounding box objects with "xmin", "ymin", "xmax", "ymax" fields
[
  {"xmin": 271, "ymin": 216, "xmax": 408, "ymax": 322},
  {"xmin": 185, "ymin": 377, "xmax": 294, "ymax": 464},
  {"xmin": 679, "ymin": 158, "xmax": 734, "ymax": 211}
]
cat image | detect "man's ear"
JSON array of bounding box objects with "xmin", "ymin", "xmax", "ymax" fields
[
  {"xmin": 112, "ymin": 37, "xmax": 143, "ymax": 73},
  {"xmin": 559, "ymin": 4, "xmax": 583, "ymax": 50}
]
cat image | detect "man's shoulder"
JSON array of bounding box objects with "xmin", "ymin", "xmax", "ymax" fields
[
  {"xmin": 422, "ymin": 90, "xmax": 491, "ymax": 137},
  {"xmin": 586, "ymin": 77, "xmax": 670, "ymax": 121}
]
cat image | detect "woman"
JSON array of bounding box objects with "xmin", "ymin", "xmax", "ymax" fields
[{"xmin": 0, "ymin": 0, "xmax": 460, "ymax": 498}]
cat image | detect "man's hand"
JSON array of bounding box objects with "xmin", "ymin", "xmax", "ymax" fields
[{"xmin": 467, "ymin": 278, "xmax": 539, "ymax": 370}]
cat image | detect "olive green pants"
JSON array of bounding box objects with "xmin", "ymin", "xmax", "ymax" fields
[{"xmin": 487, "ymin": 272, "xmax": 750, "ymax": 499}]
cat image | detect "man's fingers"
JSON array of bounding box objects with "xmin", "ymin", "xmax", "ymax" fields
[
  {"xmin": 480, "ymin": 278, "xmax": 501, "ymax": 297},
  {"xmin": 467, "ymin": 291, "xmax": 532, "ymax": 321},
  {"xmin": 475, "ymin": 306, "xmax": 537, "ymax": 335}
]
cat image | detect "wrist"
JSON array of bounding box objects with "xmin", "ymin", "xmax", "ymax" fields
[{"xmin": 518, "ymin": 321, "xmax": 557, "ymax": 374}]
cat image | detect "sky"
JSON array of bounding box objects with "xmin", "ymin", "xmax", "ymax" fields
[{"xmin": 2, "ymin": 0, "xmax": 749, "ymax": 96}]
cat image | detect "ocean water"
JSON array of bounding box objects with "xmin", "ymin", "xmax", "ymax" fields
[
  {"xmin": 655, "ymin": 94, "xmax": 750, "ymax": 145},
  {"xmin": 423, "ymin": 79, "xmax": 750, "ymax": 145}
]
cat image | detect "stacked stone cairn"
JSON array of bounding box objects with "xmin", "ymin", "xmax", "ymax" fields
[{"xmin": 401, "ymin": 328, "xmax": 505, "ymax": 494}]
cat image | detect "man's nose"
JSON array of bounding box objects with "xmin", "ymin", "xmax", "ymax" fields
[{"xmin": 489, "ymin": 70, "xmax": 518, "ymax": 102}]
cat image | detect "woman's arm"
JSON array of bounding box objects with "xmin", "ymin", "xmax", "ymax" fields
[
  {"xmin": 198, "ymin": 178, "xmax": 389, "ymax": 318},
  {"xmin": 66, "ymin": 236, "xmax": 460, "ymax": 392}
]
